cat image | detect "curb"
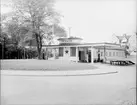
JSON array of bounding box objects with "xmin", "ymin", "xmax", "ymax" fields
[{"xmin": 1, "ymin": 70, "xmax": 118, "ymax": 77}]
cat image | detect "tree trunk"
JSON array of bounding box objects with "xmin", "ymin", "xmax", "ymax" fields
[
  {"xmin": 32, "ymin": 19, "xmax": 43, "ymax": 59},
  {"xmin": 37, "ymin": 45, "xmax": 42, "ymax": 59},
  {"xmin": 35, "ymin": 33, "xmax": 42, "ymax": 59},
  {"xmin": 37, "ymin": 48, "xmax": 41, "ymax": 59}
]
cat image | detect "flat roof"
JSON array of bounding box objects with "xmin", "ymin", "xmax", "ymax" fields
[
  {"xmin": 43, "ymin": 42, "xmax": 120, "ymax": 46},
  {"xmin": 42, "ymin": 42, "xmax": 123, "ymax": 49}
]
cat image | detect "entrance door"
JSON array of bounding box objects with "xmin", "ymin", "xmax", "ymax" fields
[
  {"xmin": 79, "ymin": 51, "xmax": 81, "ymax": 61},
  {"xmin": 88, "ymin": 50, "xmax": 91, "ymax": 62},
  {"xmin": 79, "ymin": 51, "xmax": 87, "ymax": 62},
  {"xmin": 97, "ymin": 53, "xmax": 100, "ymax": 62},
  {"xmin": 79, "ymin": 51, "xmax": 84, "ymax": 62},
  {"xmin": 96, "ymin": 49, "xmax": 100, "ymax": 62}
]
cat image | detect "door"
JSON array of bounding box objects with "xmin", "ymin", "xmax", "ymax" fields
[
  {"xmin": 97, "ymin": 50, "xmax": 100, "ymax": 62},
  {"xmin": 88, "ymin": 50, "xmax": 91, "ymax": 62},
  {"xmin": 79, "ymin": 51, "xmax": 81, "ymax": 61}
]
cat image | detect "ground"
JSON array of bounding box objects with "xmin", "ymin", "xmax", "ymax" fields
[
  {"xmin": 1, "ymin": 54, "xmax": 136, "ymax": 70},
  {"xmin": 1, "ymin": 59, "xmax": 97, "ymax": 70},
  {"xmin": 1, "ymin": 59, "xmax": 136, "ymax": 105}
]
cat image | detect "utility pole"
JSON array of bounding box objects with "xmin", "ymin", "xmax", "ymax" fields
[{"xmin": 68, "ymin": 27, "xmax": 71, "ymax": 38}]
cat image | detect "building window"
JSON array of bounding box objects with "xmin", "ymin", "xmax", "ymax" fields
[
  {"xmin": 97, "ymin": 51, "xmax": 98, "ymax": 56},
  {"xmin": 122, "ymin": 52, "xmax": 124, "ymax": 56},
  {"xmin": 116, "ymin": 52, "xmax": 118, "ymax": 56},
  {"xmin": 121, "ymin": 52, "xmax": 123, "ymax": 56},
  {"xmin": 119, "ymin": 52, "xmax": 121, "ymax": 56},
  {"xmin": 113, "ymin": 52, "xmax": 115, "ymax": 56},
  {"xmin": 109, "ymin": 52, "xmax": 111, "ymax": 56},
  {"xmin": 118, "ymin": 52, "xmax": 121, "ymax": 56},
  {"xmin": 120, "ymin": 52, "xmax": 122, "ymax": 57},
  {"xmin": 70, "ymin": 47, "xmax": 76, "ymax": 56},
  {"xmin": 101, "ymin": 52, "xmax": 103, "ymax": 56},
  {"xmin": 59, "ymin": 47, "xmax": 63, "ymax": 56}
]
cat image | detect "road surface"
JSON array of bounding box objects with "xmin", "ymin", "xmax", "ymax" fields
[{"xmin": 1, "ymin": 64, "xmax": 136, "ymax": 105}]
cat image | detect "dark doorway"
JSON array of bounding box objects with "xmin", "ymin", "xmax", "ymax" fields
[
  {"xmin": 96, "ymin": 49, "xmax": 100, "ymax": 62},
  {"xmin": 97, "ymin": 53, "xmax": 100, "ymax": 62},
  {"xmin": 88, "ymin": 51, "xmax": 91, "ymax": 62},
  {"xmin": 79, "ymin": 51, "xmax": 82, "ymax": 61},
  {"xmin": 79, "ymin": 51, "xmax": 86, "ymax": 62}
]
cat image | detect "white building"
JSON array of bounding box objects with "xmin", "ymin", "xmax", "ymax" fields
[{"xmin": 43, "ymin": 37, "xmax": 126, "ymax": 63}]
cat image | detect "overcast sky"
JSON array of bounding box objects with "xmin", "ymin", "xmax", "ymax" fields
[{"xmin": 1, "ymin": 0, "xmax": 136, "ymax": 43}]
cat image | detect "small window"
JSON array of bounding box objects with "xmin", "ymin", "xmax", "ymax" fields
[
  {"xmin": 118, "ymin": 52, "xmax": 120, "ymax": 56},
  {"xmin": 101, "ymin": 52, "xmax": 103, "ymax": 56},
  {"xmin": 113, "ymin": 52, "xmax": 115, "ymax": 56},
  {"xmin": 119, "ymin": 52, "xmax": 121, "ymax": 56},
  {"xmin": 121, "ymin": 52, "xmax": 123, "ymax": 56},
  {"xmin": 70, "ymin": 47, "xmax": 76, "ymax": 56},
  {"xmin": 59, "ymin": 47, "xmax": 63, "ymax": 56},
  {"xmin": 109, "ymin": 52, "xmax": 111, "ymax": 56},
  {"xmin": 116, "ymin": 52, "xmax": 118, "ymax": 56},
  {"xmin": 96, "ymin": 51, "xmax": 98, "ymax": 56},
  {"xmin": 122, "ymin": 52, "xmax": 124, "ymax": 56}
]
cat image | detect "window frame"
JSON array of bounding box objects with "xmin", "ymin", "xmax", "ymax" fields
[
  {"xmin": 113, "ymin": 52, "xmax": 115, "ymax": 56},
  {"xmin": 70, "ymin": 47, "xmax": 76, "ymax": 57},
  {"xmin": 59, "ymin": 47, "xmax": 64, "ymax": 57},
  {"xmin": 109, "ymin": 52, "xmax": 111, "ymax": 56},
  {"xmin": 105, "ymin": 52, "xmax": 108, "ymax": 56},
  {"xmin": 101, "ymin": 52, "xmax": 103, "ymax": 56},
  {"xmin": 116, "ymin": 52, "xmax": 118, "ymax": 56}
]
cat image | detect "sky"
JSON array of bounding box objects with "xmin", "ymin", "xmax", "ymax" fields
[{"xmin": 1, "ymin": 0, "xmax": 136, "ymax": 43}]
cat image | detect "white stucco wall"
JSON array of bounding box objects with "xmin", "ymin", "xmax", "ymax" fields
[
  {"xmin": 58, "ymin": 47, "xmax": 70, "ymax": 60},
  {"xmin": 58, "ymin": 47, "xmax": 78, "ymax": 62},
  {"xmin": 69, "ymin": 57, "xmax": 78, "ymax": 62},
  {"xmin": 105, "ymin": 50, "xmax": 125, "ymax": 61},
  {"xmin": 63, "ymin": 47, "xmax": 70, "ymax": 59},
  {"xmin": 93, "ymin": 48, "xmax": 125, "ymax": 61},
  {"xmin": 44, "ymin": 45, "xmax": 126, "ymax": 62}
]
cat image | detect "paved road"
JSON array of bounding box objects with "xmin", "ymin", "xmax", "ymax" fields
[{"xmin": 1, "ymin": 64, "xmax": 136, "ymax": 105}]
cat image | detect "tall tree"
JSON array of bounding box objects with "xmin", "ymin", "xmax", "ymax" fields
[{"xmin": 12, "ymin": 0, "xmax": 66, "ymax": 59}]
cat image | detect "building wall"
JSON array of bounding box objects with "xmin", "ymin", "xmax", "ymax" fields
[
  {"xmin": 43, "ymin": 46, "xmax": 125, "ymax": 62},
  {"xmin": 69, "ymin": 57, "xmax": 78, "ymax": 62},
  {"xmin": 59, "ymin": 47, "xmax": 70, "ymax": 60},
  {"xmin": 59, "ymin": 47, "xmax": 79, "ymax": 62},
  {"xmin": 64, "ymin": 47, "xmax": 70, "ymax": 58},
  {"xmin": 93, "ymin": 48, "xmax": 98, "ymax": 59},
  {"xmin": 104, "ymin": 49, "xmax": 125, "ymax": 61},
  {"xmin": 93, "ymin": 48, "xmax": 125, "ymax": 61}
]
